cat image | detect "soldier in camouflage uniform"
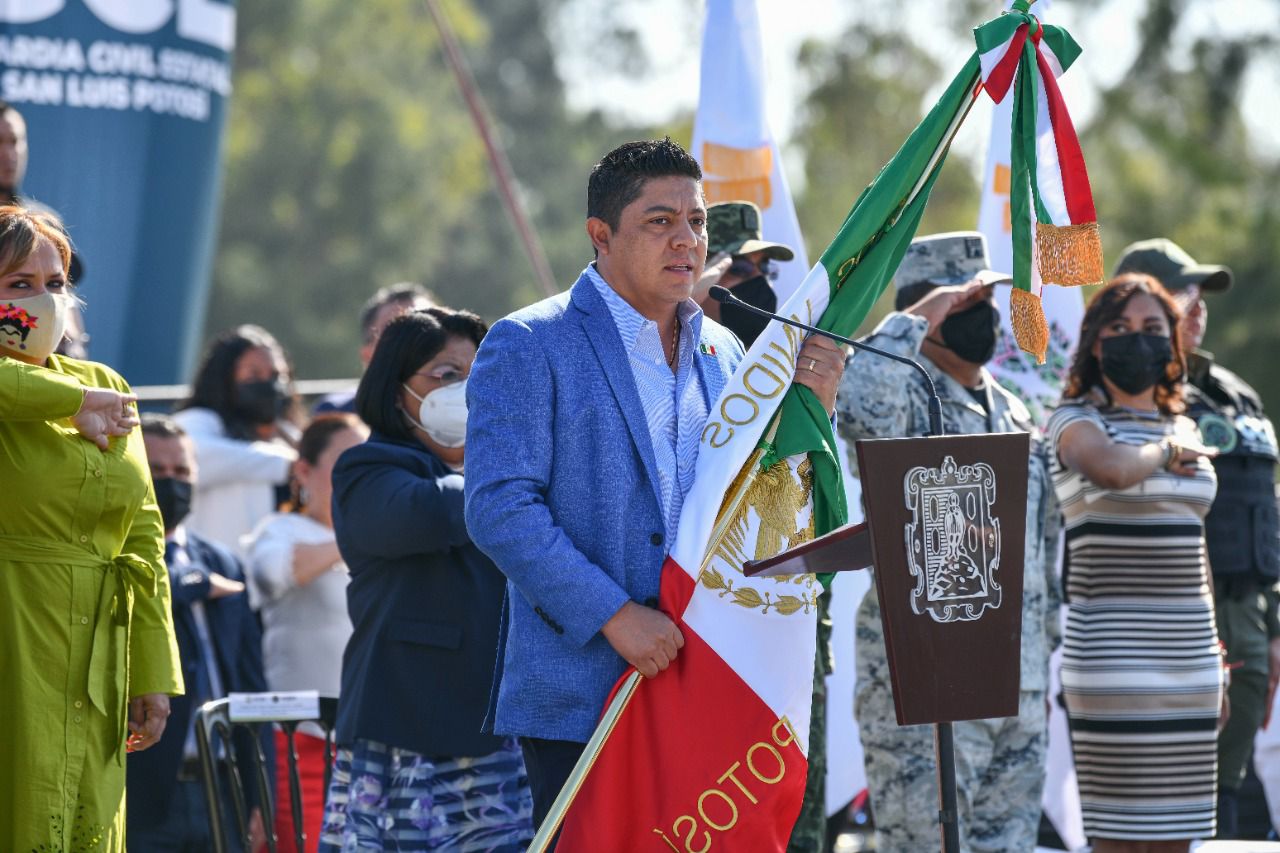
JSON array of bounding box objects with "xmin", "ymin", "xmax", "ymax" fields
[{"xmin": 835, "ymin": 232, "xmax": 1061, "ymax": 853}]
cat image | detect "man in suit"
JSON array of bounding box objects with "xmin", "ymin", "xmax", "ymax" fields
[
  {"xmin": 465, "ymin": 137, "xmax": 845, "ymax": 831},
  {"xmin": 128, "ymin": 414, "xmax": 269, "ymax": 852}
]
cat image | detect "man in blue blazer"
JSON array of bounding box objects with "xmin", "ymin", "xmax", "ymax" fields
[
  {"xmin": 128, "ymin": 415, "xmax": 270, "ymax": 852},
  {"xmin": 465, "ymin": 138, "xmax": 846, "ymax": 828}
]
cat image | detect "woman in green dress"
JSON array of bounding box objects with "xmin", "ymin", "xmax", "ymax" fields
[{"xmin": 0, "ymin": 205, "xmax": 184, "ymax": 851}]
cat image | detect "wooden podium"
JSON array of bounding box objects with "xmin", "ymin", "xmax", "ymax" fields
[
  {"xmin": 859, "ymin": 432, "xmax": 1027, "ymax": 723},
  {"xmin": 745, "ymin": 431, "xmax": 1030, "ymax": 848},
  {"xmin": 745, "ymin": 432, "xmax": 1028, "ymax": 721}
]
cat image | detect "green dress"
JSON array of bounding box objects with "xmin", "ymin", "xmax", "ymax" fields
[{"xmin": 0, "ymin": 355, "xmax": 184, "ymax": 852}]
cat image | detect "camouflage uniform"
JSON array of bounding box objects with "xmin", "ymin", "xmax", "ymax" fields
[{"xmin": 835, "ymin": 311, "xmax": 1061, "ymax": 853}]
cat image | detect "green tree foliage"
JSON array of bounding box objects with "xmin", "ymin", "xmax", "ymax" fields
[
  {"xmin": 212, "ymin": 0, "xmax": 1279, "ymax": 412},
  {"xmin": 1079, "ymin": 0, "xmax": 1280, "ymax": 409},
  {"xmin": 209, "ymin": 0, "xmax": 650, "ymax": 380}
]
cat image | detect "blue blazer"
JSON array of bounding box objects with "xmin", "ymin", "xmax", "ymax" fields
[
  {"xmin": 331, "ymin": 431, "xmax": 509, "ymax": 757},
  {"xmin": 465, "ymin": 272, "xmax": 743, "ymax": 742},
  {"xmin": 126, "ymin": 531, "xmax": 269, "ymax": 829}
]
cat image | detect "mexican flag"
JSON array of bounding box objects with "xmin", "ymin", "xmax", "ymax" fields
[{"xmin": 536, "ymin": 7, "xmax": 1098, "ymax": 850}]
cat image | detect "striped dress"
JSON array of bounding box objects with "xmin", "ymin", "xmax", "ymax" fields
[{"xmin": 1047, "ymin": 397, "xmax": 1222, "ymax": 840}]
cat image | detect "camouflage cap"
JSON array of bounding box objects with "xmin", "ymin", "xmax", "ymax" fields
[
  {"xmin": 1113, "ymin": 238, "xmax": 1232, "ymax": 293},
  {"xmin": 894, "ymin": 231, "xmax": 1011, "ymax": 289},
  {"xmin": 707, "ymin": 201, "xmax": 795, "ymax": 260}
]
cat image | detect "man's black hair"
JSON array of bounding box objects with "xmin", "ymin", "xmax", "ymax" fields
[
  {"xmin": 355, "ymin": 307, "xmax": 487, "ymax": 444},
  {"xmin": 359, "ymin": 282, "xmax": 435, "ymax": 342},
  {"xmin": 587, "ymin": 137, "xmax": 702, "ymax": 231},
  {"xmin": 140, "ymin": 412, "xmax": 186, "ymax": 439},
  {"xmin": 895, "ymin": 280, "xmax": 938, "ymax": 312}
]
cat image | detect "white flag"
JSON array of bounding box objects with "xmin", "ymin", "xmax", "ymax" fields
[{"xmin": 691, "ymin": 0, "xmax": 809, "ymax": 304}]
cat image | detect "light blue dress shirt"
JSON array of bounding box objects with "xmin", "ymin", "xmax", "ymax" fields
[{"xmin": 585, "ymin": 264, "xmax": 709, "ymax": 541}]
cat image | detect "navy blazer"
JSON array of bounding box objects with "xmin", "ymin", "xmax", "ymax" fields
[
  {"xmin": 126, "ymin": 530, "xmax": 269, "ymax": 828},
  {"xmin": 331, "ymin": 431, "xmax": 508, "ymax": 757},
  {"xmin": 465, "ymin": 272, "xmax": 743, "ymax": 742}
]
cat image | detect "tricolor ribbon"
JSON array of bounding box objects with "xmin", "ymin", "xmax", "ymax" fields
[{"xmin": 976, "ymin": 0, "xmax": 1103, "ymax": 362}]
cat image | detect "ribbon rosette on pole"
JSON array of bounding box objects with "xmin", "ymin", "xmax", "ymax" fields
[
  {"xmin": 533, "ymin": 4, "xmax": 1098, "ymax": 849},
  {"xmin": 976, "ymin": 0, "xmax": 1104, "ymax": 361}
]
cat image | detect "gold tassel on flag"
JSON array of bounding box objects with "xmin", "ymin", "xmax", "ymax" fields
[
  {"xmin": 1011, "ymin": 287, "xmax": 1051, "ymax": 364},
  {"xmin": 1035, "ymin": 221, "xmax": 1104, "ymax": 287}
]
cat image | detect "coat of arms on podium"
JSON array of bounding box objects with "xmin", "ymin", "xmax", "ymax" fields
[{"xmin": 902, "ymin": 455, "xmax": 1002, "ymax": 623}]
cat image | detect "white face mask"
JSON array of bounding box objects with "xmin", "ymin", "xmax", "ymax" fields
[
  {"xmin": 403, "ymin": 378, "xmax": 468, "ymax": 448},
  {"xmin": 0, "ymin": 291, "xmax": 68, "ymax": 361}
]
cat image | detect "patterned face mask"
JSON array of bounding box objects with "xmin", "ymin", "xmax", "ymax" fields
[{"xmin": 0, "ymin": 291, "xmax": 68, "ymax": 361}]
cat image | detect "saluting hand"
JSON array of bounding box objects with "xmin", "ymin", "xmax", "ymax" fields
[
  {"xmin": 692, "ymin": 252, "xmax": 733, "ymax": 304},
  {"xmin": 601, "ymin": 601, "xmax": 685, "ymax": 679},
  {"xmin": 906, "ymin": 281, "xmax": 992, "ymax": 336},
  {"xmin": 73, "ymin": 387, "xmax": 139, "ymax": 451},
  {"xmin": 1166, "ymin": 439, "xmax": 1217, "ymax": 477}
]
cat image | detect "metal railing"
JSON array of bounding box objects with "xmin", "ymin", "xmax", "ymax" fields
[{"xmin": 132, "ymin": 378, "xmax": 358, "ymax": 407}]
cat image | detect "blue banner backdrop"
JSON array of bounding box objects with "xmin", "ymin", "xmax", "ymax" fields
[{"xmin": 0, "ymin": 0, "xmax": 236, "ymax": 384}]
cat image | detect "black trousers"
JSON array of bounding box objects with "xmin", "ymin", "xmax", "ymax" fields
[{"xmin": 520, "ymin": 736, "xmax": 587, "ymax": 843}]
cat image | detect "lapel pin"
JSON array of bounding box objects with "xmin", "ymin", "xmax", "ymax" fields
[{"xmin": 699, "ymin": 343, "xmax": 717, "ymax": 356}]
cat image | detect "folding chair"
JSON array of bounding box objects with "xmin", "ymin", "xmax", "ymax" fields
[{"xmin": 194, "ymin": 695, "xmax": 339, "ymax": 853}]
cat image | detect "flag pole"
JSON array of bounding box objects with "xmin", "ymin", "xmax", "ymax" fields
[
  {"xmin": 527, "ymin": 671, "xmax": 644, "ymax": 852},
  {"xmin": 899, "ymin": 69, "xmax": 983, "ymax": 227},
  {"xmin": 422, "ymin": 0, "xmax": 560, "ymax": 299}
]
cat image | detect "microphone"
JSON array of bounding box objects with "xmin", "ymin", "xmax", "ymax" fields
[{"xmin": 709, "ymin": 285, "xmax": 944, "ymax": 436}]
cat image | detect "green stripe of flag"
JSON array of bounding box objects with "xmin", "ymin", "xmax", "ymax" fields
[
  {"xmin": 1040, "ymin": 25, "xmax": 1082, "ymax": 71},
  {"xmin": 759, "ymin": 54, "xmax": 983, "ymax": 584},
  {"xmin": 973, "ymin": 13, "xmax": 1023, "ymax": 54}
]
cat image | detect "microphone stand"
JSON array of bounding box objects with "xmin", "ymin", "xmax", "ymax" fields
[
  {"xmin": 709, "ymin": 286, "xmax": 944, "ymax": 436},
  {"xmin": 711, "ymin": 285, "xmax": 959, "ymax": 852}
]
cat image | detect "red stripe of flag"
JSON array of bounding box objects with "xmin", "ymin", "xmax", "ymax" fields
[
  {"xmin": 1035, "ymin": 48, "xmax": 1097, "ymax": 223},
  {"xmin": 556, "ymin": 558, "xmax": 809, "ymax": 852},
  {"xmin": 983, "ymin": 24, "xmax": 1029, "ymax": 104}
]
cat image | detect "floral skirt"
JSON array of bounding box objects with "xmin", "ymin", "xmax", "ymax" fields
[{"xmin": 318, "ymin": 737, "xmax": 533, "ymax": 852}]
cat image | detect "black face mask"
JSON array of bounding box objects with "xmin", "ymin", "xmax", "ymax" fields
[
  {"xmin": 938, "ymin": 299, "xmax": 1000, "ymax": 365},
  {"xmin": 153, "ymin": 477, "xmax": 193, "ymax": 531},
  {"xmin": 1100, "ymin": 332, "xmax": 1173, "ymax": 395},
  {"xmin": 719, "ymin": 276, "xmax": 777, "ymax": 348},
  {"xmin": 234, "ymin": 379, "xmax": 288, "ymax": 425}
]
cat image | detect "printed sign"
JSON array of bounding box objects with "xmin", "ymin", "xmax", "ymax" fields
[
  {"xmin": 227, "ymin": 690, "xmax": 320, "ymax": 723},
  {"xmin": 0, "ymin": 0, "xmax": 236, "ymax": 383}
]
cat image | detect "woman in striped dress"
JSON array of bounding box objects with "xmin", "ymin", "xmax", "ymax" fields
[{"xmin": 1048, "ymin": 275, "xmax": 1225, "ymax": 850}]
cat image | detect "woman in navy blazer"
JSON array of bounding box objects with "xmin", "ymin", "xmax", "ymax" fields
[{"xmin": 318, "ymin": 308, "xmax": 533, "ymax": 852}]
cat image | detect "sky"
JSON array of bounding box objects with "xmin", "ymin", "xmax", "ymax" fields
[{"xmin": 554, "ymin": 0, "xmax": 1280, "ymax": 187}]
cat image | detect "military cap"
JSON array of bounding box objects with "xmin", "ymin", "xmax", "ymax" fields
[
  {"xmin": 707, "ymin": 201, "xmax": 795, "ymax": 260},
  {"xmin": 1113, "ymin": 238, "xmax": 1232, "ymax": 293},
  {"xmin": 895, "ymin": 231, "xmax": 1012, "ymax": 289}
]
